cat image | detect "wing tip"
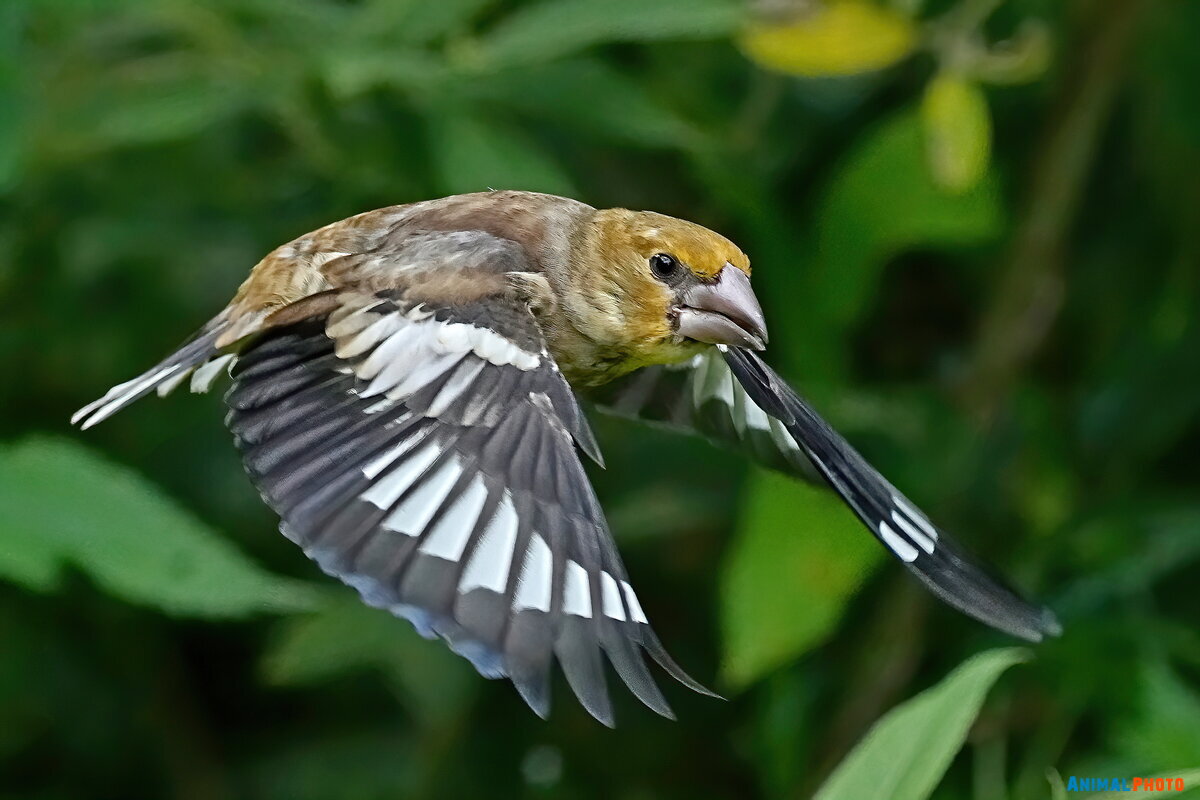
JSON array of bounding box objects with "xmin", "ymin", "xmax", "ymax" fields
[
  {"xmin": 71, "ymin": 322, "xmax": 229, "ymax": 429},
  {"xmin": 514, "ymin": 678, "xmax": 552, "ymax": 720},
  {"xmin": 639, "ymin": 629, "xmax": 723, "ymax": 700},
  {"xmin": 724, "ymin": 347, "xmax": 1066, "ymax": 648},
  {"xmin": 1028, "ymin": 605, "xmax": 1063, "ymax": 641},
  {"xmin": 592, "ymin": 706, "xmax": 617, "ymax": 729}
]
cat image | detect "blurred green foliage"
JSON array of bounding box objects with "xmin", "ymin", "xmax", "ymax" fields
[
  {"xmin": 815, "ymin": 648, "xmax": 1029, "ymax": 800},
  {"xmin": 0, "ymin": 437, "xmax": 318, "ymax": 615},
  {"xmin": 2, "ymin": 0, "xmax": 1199, "ymax": 798}
]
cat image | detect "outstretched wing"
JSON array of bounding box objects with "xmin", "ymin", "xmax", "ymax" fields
[
  {"xmin": 721, "ymin": 346, "xmax": 1060, "ymax": 642},
  {"xmin": 586, "ymin": 349, "xmax": 821, "ymax": 482},
  {"xmin": 226, "ymin": 285, "xmax": 712, "ymax": 725}
]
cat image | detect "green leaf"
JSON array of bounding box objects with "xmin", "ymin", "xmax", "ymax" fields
[
  {"xmin": 815, "ymin": 648, "xmax": 1030, "ymax": 800},
  {"xmin": 0, "ymin": 437, "xmax": 316, "ymax": 617},
  {"xmin": 387, "ymin": 0, "xmax": 495, "ymax": 45},
  {"xmin": 818, "ymin": 109, "xmax": 1002, "ymax": 326},
  {"xmin": 720, "ymin": 470, "xmax": 883, "ymax": 688},
  {"xmin": 263, "ymin": 595, "xmax": 413, "ymax": 687},
  {"xmin": 263, "ymin": 596, "xmax": 477, "ymax": 725},
  {"xmin": 1047, "ymin": 769, "xmax": 1068, "ymax": 800},
  {"xmin": 319, "ymin": 50, "xmax": 444, "ymax": 99},
  {"xmin": 465, "ymin": 58, "xmax": 704, "ymax": 150},
  {"xmin": 0, "ymin": 97, "xmax": 23, "ymax": 194},
  {"xmin": 786, "ymin": 109, "xmax": 1003, "ymax": 381},
  {"xmin": 921, "ymin": 73, "xmax": 992, "ymax": 194},
  {"xmin": 1114, "ymin": 660, "xmax": 1200, "ymax": 771},
  {"xmin": 0, "ymin": 2, "xmax": 26, "ymax": 193},
  {"xmin": 1057, "ymin": 505, "xmax": 1200, "ymax": 614},
  {"xmin": 428, "ymin": 111, "xmax": 577, "ymax": 196},
  {"xmin": 45, "ymin": 69, "xmax": 248, "ymax": 159},
  {"xmin": 476, "ymin": 0, "xmax": 742, "ymax": 69},
  {"xmin": 316, "ymin": 0, "xmax": 497, "ymax": 96}
]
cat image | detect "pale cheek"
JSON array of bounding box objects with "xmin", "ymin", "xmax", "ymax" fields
[{"xmin": 564, "ymin": 273, "xmax": 626, "ymax": 343}]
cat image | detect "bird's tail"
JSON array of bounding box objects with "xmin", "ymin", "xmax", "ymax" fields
[{"xmin": 71, "ymin": 314, "xmax": 237, "ymax": 430}]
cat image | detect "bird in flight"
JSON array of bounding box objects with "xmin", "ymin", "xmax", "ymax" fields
[{"xmin": 73, "ymin": 190, "xmax": 1060, "ymax": 725}]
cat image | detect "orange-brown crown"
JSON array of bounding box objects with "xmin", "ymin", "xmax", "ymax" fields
[{"xmin": 590, "ymin": 209, "xmax": 749, "ymax": 280}]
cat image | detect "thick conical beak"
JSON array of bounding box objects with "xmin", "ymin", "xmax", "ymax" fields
[{"xmin": 675, "ymin": 265, "xmax": 768, "ymax": 351}]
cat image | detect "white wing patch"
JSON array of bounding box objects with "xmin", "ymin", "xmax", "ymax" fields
[
  {"xmin": 381, "ymin": 456, "xmax": 462, "ymax": 536},
  {"xmin": 325, "ymin": 302, "xmax": 544, "ymax": 428},
  {"xmin": 336, "ymin": 313, "xmax": 405, "ymax": 359},
  {"xmin": 156, "ymin": 367, "xmax": 194, "ymax": 397},
  {"xmin": 563, "ymin": 560, "xmax": 592, "ymax": 618},
  {"xmin": 741, "ymin": 394, "xmax": 773, "ymax": 432},
  {"xmin": 360, "ymin": 444, "xmax": 440, "ymax": 510},
  {"xmin": 692, "ymin": 349, "xmax": 737, "ymax": 409},
  {"xmin": 600, "ymin": 572, "xmax": 627, "ymax": 621},
  {"xmin": 189, "ymin": 353, "xmax": 237, "ymax": 393},
  {"xmin": 893, "ymin": 495, "xmax": 940, "ymax": 545},
  {"xmin": 329, "ymin": 303, "xmax": 541, "ymax": 413},
  {"xmin": 621, "ymin": 581, "xmax": 649, "ymax": 624},
  {"xmin": 458, "ymin": 493, "xmax": 520, "ymax": 593},
  {"xmin": 890, "ymin": 509, "xmax": 936, "ymax": 554},
  {"xmin": 512, "ymin": 533, "xmax": 553, "ymax": 613},
  {"xmin": 418, "ymin": 478, "xmax": 490, "ymax": 562},
  {"xmin": 426, "ymin": 359, "xmax": 486, "ymax": 417},
  {"xmin": 684, "ymin": 350, "xmax": 789, "ymax": 440},
  {"xmin": 878, "ymin": 520, "xmax": 919, "ymax": 562},
  {"xmin": 879, "ymin": 494, "xmax": 940, "ymax": 560}
]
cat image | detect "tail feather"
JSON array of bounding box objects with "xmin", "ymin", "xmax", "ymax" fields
[{"xmin": 72, "ymin": 319, "xmax": 233, "ymax": 429}]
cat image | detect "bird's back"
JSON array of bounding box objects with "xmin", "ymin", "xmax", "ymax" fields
[{"xmin": 218, "ymin": 190, "xmax": 594, "ymax": 347}]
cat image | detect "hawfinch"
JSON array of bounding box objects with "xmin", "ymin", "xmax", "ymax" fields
[{"xmin": 74, "ymin": 191, "xmax": 1059, "ymax": 725}]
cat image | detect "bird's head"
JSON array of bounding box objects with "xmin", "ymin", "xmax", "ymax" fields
[{"xmin": 569, "ymin": 209, "xmax": 768, "ymax": 371}]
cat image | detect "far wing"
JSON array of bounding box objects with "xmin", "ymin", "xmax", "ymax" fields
[
  {"xmin": 587, "ymin": 349, "xmax": 821, "ymax": 483},
  {"xmin": 722, "ymin": 346, "xmax": 1061, "ymax": 642}
]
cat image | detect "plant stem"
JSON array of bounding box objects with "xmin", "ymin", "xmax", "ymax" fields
[{"xmin": 959, "ymin": 0, "xmax": 1147, "ymax": 419}]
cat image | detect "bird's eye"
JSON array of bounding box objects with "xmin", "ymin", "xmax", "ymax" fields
[{"xmin": 649, "ymin": 253, "xmax": 679, "ymax": 280}]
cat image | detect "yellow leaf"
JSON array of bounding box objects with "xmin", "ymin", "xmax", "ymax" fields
[
  {"xmin": 921, "ymin": 73, "xmax": 993, "ymax": 194},
  {"xmin": 739, "ymin": 1, "xmax": 916, "ymax": 77}
]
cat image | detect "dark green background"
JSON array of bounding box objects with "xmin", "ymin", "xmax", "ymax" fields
[{"xmin": 2, "ymin": 1, "xmax": 1198, "ymax": 798}]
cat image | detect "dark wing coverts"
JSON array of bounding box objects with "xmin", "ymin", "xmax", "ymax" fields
[{"xmin": 226, "ymin": 283, "xmax": 709, "ymax": 725}]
